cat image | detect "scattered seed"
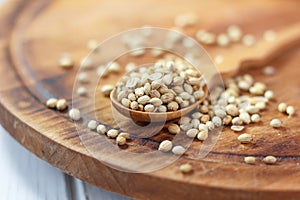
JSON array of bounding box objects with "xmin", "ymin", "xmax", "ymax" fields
[
  {"xmin": 264, "ymin": 90, "xmax": 274, "ymax": 100},
  {"xmin": 87, "ymin": 120, "xmax": 98, "ymax": 130},
  {"xmin": 244, "ymin": 156, "xmax": 256, "ymax": 164},
  {"xmin": 232, "ymin": 117, "xmax": 243, "ymax": 125},
  {"xmin": 226, "ymin": 104, "xmax": 239, "ymax": 116},
  {"xmin": 107, "ymin": 129, "xmax": 119, "ymax": 138},
  {"xmin": 237, "ymin": 133, "xmax": 253, "ymax": 143},
  {"xmin": 119, "ymin": 132, "xmax": 130, "ymax": 139},
  {"xmin": 286, "ymin": 106, "xmax": 295, "ymax": 117},
  {"xmin": 101, "ymin": 85, "xmax": 114, "ymax": 97},
  {"xmin": 278, "ymin": 103, "xmax": 287, "ymax": 113},
  {"xmin": 172, "ymin": 146, "xmax": 186, "ymax": 155},
  {"xmin": 186, "ymin": 128, "xmax": 199, "ymax": 138},
  {"xmin": 68, "ymin": 108, "xmax": 81, "ymax": 121},
  {"xmin": 179, "ymin": 163, "xmax": 193, "ymax": 173},
  {"xmin": 158, "ymin": 140, "xmax": 173, "ymax": 152},
  {"xmin": 242, "ymin": 34, "xmax": 255, "ymax": 46},
  {"xmin": 197, "ymin": 130, "xmax": 208, "ymax": 141},
  {"xmin": 116, "ymin": 136, "xmax": 126, "ymax": 145},
  {"xmin": 263, "ymin": 30, "xmax": 276, "ymax": 42},
  {"xmin": 168, "ymin": 123, "xmax": 180, "ymax": 134},
  {"xmin": 231, "ymin": 125, "xmax": 245, "ymax": 132},
  {"xmin": 77, "ymin": 87, "xmax": 88, "ymax": 96},
  {"xmin": 239, "ymin": 112, "xmax": 251, "ymax": 124},
  {"xmin": 263, "ymin": 155, "xmax": 277, "ymax": 164},
  {"xmin": 96, "ymin": 124, "xmax": 107, "ymax": 134},
  {"xmin": 144, "ymin": 104, "xmax": 155, "ymax": 112},
  {"xmin": 217, "ymin": 33, "xmax": 230, "ymax": 47},
  {"xmin": 227, "ymin": 25, "xmax": 242, "ymax": 42},
  {"xmin": 270, "ymin": 119, "xmax": 282, "ymax": 128},
  {"xmin": 263, "ymin": 66, "xmax": 276, "ymax": 75},
  {"xmin": 87, "ymin": 39, "xmax": 98, "ymax": 51},
  {"xmin": 56, "ymin": 99, "xmax": 68, "ymax": 111},
  {"xmin": 251, "ymin": 114, "xmax": 260, "ymax": 123},
  {"xmin": 59, "ymin": 55, "xmax": 73, "ymax": 69},
  {"xmin": 174, "ymin": 13, "xmax": 197, "ymax": 28},
  {"xmin": 46, "ymin": 98, "xmax": 58, "ymax": 108},
  {"xmin": 107, "ymin": 62, "xmax": 120, "ymax": 73}
]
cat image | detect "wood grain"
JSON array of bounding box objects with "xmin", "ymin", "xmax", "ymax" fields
[{"xmin": 1, "ymin": 0, "xmax": 300, "ymax": 199}]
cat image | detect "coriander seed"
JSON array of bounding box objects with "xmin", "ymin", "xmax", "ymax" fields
[
  {"xmin": 179, "ymin": 163, "xmax": 193, "ymax": 173},
  {"xmin": 286, "ymin": 106, "xmax": 295, "ymax": 117},
  {"xmin": 96, "ymin": 124, "xmax": 107, "ymax": 134},
  {"xmin": 263, "ymin": 155, "xmax": 277, "ymax": 164},
  {"xmin": 270, "ymin": 119, "xmax": 282, "ymax": 128},
  {"xmin": 116, "ymin": 136, "xmax": 126, "ymax": 145},
  {"xmin": 244, "ymin": 156, "xmax": 256, "ymax": 164},
  {"xmin": 278, "ymin": 103, "xmax": 287, "ymax": 113},
  {"xmin": 172, "ymin": 146, "xmax": 186, "ymax": 155},
  {"xmin": 237, "ymin": 133, "xmax": 253, "ymax": 143},
  {"xmin": 107, "ymin": 129, "xmax": 119, "ymax": 138},
  {"xmin": 186, "ymin": 128, "xmax": 199, "ymax": 138},
  {"xmin": 197, "ymin": 130, "xmax": 208, "ymax": 141},
  {"xmin": 168, "ymin": 123, "xmax": 180, "ymax": 134},
  {"xmin": 46, "ymin": 98, "xmax": 58, "ymax": 108},
  {"xmin": 87, "ymin": 120, "xmax": 98, "ymax": 130},
  {"xmin": 158, "ymin": 140, "xmax": 173, "ymax": 152},
  {"xmin": 56, "ymin": 99, "xmax": 68, "ymax": 111},
  {"xmin": 68, "ymin": 108, "xmax": 81, "ymax": 121},
  {"xmin": 101, "ymin": 85, "xmax": 114, "ymax": 97}
]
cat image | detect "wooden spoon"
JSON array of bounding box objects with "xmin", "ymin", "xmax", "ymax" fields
[{"xmin": 110, "ymin": 85, "xmax": 208, "ymax": 123}]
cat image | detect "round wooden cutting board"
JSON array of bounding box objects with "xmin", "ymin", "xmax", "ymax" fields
[{"xmin": 1, "ymin": 0, "xmax": 300, "ymax": 199}]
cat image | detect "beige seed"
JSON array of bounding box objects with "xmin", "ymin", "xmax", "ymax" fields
[
  {"xmin": 251, "ymin": 114, "xmax": 260, "ymax": 123},
  {"xmin": 137, "ymin": 95, "xmax": 150, "ymax": 105},
  {"xmin": 77, "ymin": 87, "xmax": 87, "ymax": 96},
  {"xmin": 193, "ymin": 90, "xmax": 205, "ymax": 100},
  {"xmin": 231, "ymin": 125, "xmax": 245, "ymax": 132},
  {"xmin": 244, "ymin": 156, "xmax": 256, "ymax": 164},
  {"xmin": 158, "ymin": 140, "xmax": 173, "ymax": 152},
  {"xmin": 263, "ymin": 66, "xmax": 276, "ymax": 75},
  {"xmin": 227, "ymin": 25, "xmax": 242, "ymax": 42},
  {"xmin": 107, "ymin": 62, "xmax": 120, "ymax": 73},
  {"xmin": 46, "ymin": 98, "xmax": 58, "ymax": 108},
  {"xmin": 149, "ymin": 98, "xmax": 163, "ymax": 106},
  {"xmin": 101, "ymin": 85, "xmax": 114, "ymax": 97},
  {"xmin": 232, "ymin": 117, "xmax": 243, "ymax": 125},
  {"xmin": 173, "ymin": 76, "xmax": 185, "ymax": 86},
  {"xmin": 161, "ymin": 93, "xmax": 175, "ymax": 103},
  {"xmin": 237, "ymin": 133, "xmax": 253, "ymax": 143},
  {"xmin": 255, "ymin": 102, "xmax": 266, "ymax": 110},
  {"xmin": 217, "ymin": 33, "xmax": 230, "ymax": 47},
  {"xmin": 198, "ymin": 123, "xmax": 208, "ymax": 132},
  {"xmin": 135, "ymin": 87, "xmax": 145, "ymax": 97},
  {"xmin": 87, "ymin": 120, "xmax": 98, "ymax": 130},
  {"xmin": 286, "ymin": 106, "xmax": 295, "ymax": 117},
  {"xmin": 121, "ymin": 98, "xmax": 131, "ymax": 108},
  {"xmin": 56, "ymin": 99, "xmax": 68, "ymax": 111},
  {"xmin": 174, "ymin": 13, "xmax": 197, "ymax": 28},
  {"xmin": 239, "ymin": 112, "xmax": 251, "ymax": 124},
  {"xmin": 186, "ymin": 128, "xmax": 199, "ymax": 138},
  {"xmin": 68, "ymin": 108, "xmax": 81, "ymax": 121},
  {"xmin": 246, "ymin": 105, "xmax": 259, "ymax": 114},
  {"xmin": 168, "ymin": 123, "xmax": 180, "ymax": 134},
  {"xmin": 200, "ymin": 114, "xmax": 210, "ymax": 124},
  {"xmin": 125, "ymin": 62, "xmax": 137, "ymax": 72},
  {"xmin": 179, "ymin": 163, "xmax": 193, "ymax": 173},
  {"xmin": 127, "ymin": 93, "xmax": 137, "ymax": 101},
  {"xmin": 87, "ymin": 39, "xmax": 98, "ymax": 51},
  {"xmin": 158, "ymin": 105, "xmax": 167, "ymax": 112},
  {"xmin": 242, "ymin": 34, "xmax": 255, "ymax": 46},
  {"xmin": 263, "ymin": 155, "xmax": 277, "ymax": 164},
  {"xmin": 107, "ymin": 129, "xmax": 119, "ymax": 138},
  {"xmin": 119, "ymin": 132, "xmax": 130, "ymax": 139},
  {"xmin": 167, "ymin": 101, "xmax": 179, "ymax": 111},
  {"xmin": 206, "ymin": 121, "xmax": 215, "ymax": 131},
  {"xmin": 59, "ymin": 55, "xmax": 73, "ymax": 69},
  {"xmin": 96, "ymin": 124, "xmax": 107, "ymax": 134},
  {"xmin": 264, "ymin": 90, "xmax": 274, "ymax": 100},
  {"xmin": 278, "ymin": 103, "xmax": 288, "ymax": 113},
  {"xmin": 130, "ymin": 101, "xmax": 139, "ymax": 110},
  {"xmin": 77, "ymin": 72, "xmax": 89, "ymax": 83},
  {"xmin": 197, "ymin": 130, "xmax": 208, "ymax": 141},
  {"xmin": 225, "ymin": 104, "xmax": 239, "ymax": 116},
  {"xmin": 116, "ymin": 136, "xmax": 126, "ymax": 145},
  {"xmin": 263, "ymin": 30, "xmax": 276, "ymax": 42},
  {"xmin": 172, "ymin": 146, "xmax": 186, "ymax": 155},
  {"xmin": 223, "ymin": 115, "xmax": 232, "ymax": 125},
  {"xmin": 270, "ymin": 119, "xmax": 282, "ymax": 128},
  {"xmin": 144, "ymin": 104, "xmax": 155, "ymax": 112}
]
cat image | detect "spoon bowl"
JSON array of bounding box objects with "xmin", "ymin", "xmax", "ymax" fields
[{"xmin": 110, "ymin": 85, "xmax": 208, "ymax": 122}]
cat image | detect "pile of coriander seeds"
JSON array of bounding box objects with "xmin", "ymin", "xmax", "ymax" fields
[{"xmin": 114, "ymin": 57, "xmax": 206, "ymax": 113}]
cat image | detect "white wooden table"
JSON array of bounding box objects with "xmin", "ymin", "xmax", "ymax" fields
[{"xmin": 0, "ymin": 1, "xmax": 130, "ymax": 199}]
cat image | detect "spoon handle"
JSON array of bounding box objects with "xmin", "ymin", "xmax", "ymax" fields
[{"xmin": 219, "ymin": 23, "xmax": 300, "ymax": 76}]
